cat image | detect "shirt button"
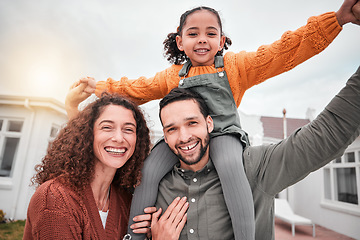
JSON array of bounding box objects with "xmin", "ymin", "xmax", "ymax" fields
[
  {"xmin": 191, "ymin": 198, "xmax": 196, "ymax": 203},
  {"xmin": 193, "ymin": 178, "xmax": 198, "ymax": 182},
  {"xmin": 189, "ymin": 229, "xmax": 194, "ymax": 234}
]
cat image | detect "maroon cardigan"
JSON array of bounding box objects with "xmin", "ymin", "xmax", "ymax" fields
[{"xmin": 23, "ymin": 178, "xmax": 131, "ymax": 239}]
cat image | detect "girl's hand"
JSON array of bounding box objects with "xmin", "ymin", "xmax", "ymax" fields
[
  {"xmin": 151, "ymin": 197, "xmax": 188, "ymax": 240},
  {"xmin": 336, "ymin": 0, "xmax": 360, "ymax": 26},
  {"xmin": 65, "ymin": 77, "xmax": 96, "ymax": 119}
]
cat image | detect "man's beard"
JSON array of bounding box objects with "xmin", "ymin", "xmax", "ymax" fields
[{"xmin": 175, "ymin": 134, "xmax": 210, "ymax": 166}]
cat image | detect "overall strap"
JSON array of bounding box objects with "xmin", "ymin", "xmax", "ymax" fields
[
  {"xmin": 178, "ymin": 61, "xmax": 192, "ymax": 77},
  {"xmin": 214, "ymin": 56, "xmax": 224, "ymax": 68}
]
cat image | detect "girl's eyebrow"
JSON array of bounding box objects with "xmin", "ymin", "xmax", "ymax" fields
[
  {"xmin": 185, "ymin": 26, "xmax": 199, "ymax": 31},
  {"xmin": 185, "ymin": 26, "xmax": 219, "ymax": 32},
  {"xmin": 206, "ymin": 26, "xmax": 219, "ymax": 31}
]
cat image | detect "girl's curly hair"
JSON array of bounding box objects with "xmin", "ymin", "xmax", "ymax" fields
[
  {"xmin": 31, "ymin": 94, "xmax": 150, "ymax": 193},
  {"xmin": 163, "ymin": 6, "xmax": 232, "ymax": 65}
]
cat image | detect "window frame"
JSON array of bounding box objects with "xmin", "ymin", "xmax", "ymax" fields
[
  {"xmin": 0, "ymin": 118, "xmax": 24, "ymax": 178},
  {"xmin": 322, "ymin": 149, "xmax": 360, "ymax": 216}
]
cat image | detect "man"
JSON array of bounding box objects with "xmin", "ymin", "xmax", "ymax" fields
[{"xmin": 133, "ymin": 66, "xmax": 360, "ymax": 240}]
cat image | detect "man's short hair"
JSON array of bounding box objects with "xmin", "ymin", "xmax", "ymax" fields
[{"xmin": 159, "ymin": 88, "xmax": 210, "ymax": 124}]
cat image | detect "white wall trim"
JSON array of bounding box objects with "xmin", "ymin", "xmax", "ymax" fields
[{"xmin": 321, "ymin": 200, "xmax": 360, "ymax": 217}]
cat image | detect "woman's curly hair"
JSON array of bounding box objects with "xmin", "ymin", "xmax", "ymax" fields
[
  {"xmin": 31, "ymin": 94, "xmax": 150, "ymax": 193},
  {"xmin": 163, "ymin": 6, "xmax": 232, "ymax": 65}
]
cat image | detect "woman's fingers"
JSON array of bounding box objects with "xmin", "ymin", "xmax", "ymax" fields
[
  {"xmin": 175, "ymin": 213, "xmax": 187, "ymax": 236},
  {"xmin": 171, "ymin": 200, "xmax": 189, "ymax": 228},
  {"xmin": 160, "ymin": 196, "xmax": 181, "ymax": 220},
  {"xmin": 168, "ymin": 197, "xmax": 188, "ymax": 225},
  {"xmin": 151, "ymin": 208, "xmax": 163, "ymax": 227}
]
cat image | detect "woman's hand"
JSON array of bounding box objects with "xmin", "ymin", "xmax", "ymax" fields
[
  {"xmin": 130, "ymin": 206, "xmax": 157, "ymax": 237},
  {"xmin": 151, "ymin": 196, "xmax": 188, "ymax": 240},
  {"xmin": 336, "ymin": 0, "xmax": 360, "ymax": 26},
  {"xmin": 65, "ymin": 77, "xmax": 96, "ymax": 119}
]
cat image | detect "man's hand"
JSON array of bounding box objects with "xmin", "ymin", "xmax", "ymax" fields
[
  {"xmin": 65, "ymin": 77, "xmax": 96, "ymax": 119},
  {"xmin": 353, "ymin": 0, "xmax": 360, "ymax": 20},
  {"xmin": 336, "ymin": 0, "xmax": 360, "ymax": 26},
  {"xmin": 151, "ymin": 196, "xmax": 188, "ymax": 240}
]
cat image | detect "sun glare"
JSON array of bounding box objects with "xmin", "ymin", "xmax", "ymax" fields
[{"xmin": 27, "ymin": 61, "xmax": 60, "ymax": 97}]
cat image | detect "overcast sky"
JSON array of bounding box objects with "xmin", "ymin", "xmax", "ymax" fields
[{"xmin": 0, "ymin": 0, "xmax": 359, "ymax": 119}]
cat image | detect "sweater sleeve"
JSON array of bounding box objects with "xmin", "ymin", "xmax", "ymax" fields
[
  {"xmin": 23, "ymin": 182, "xmax": 84, "ymax": 239},
  {"xmin": 95, "ymin": 65, "xmax": 182, "ymax": 105},
  {"xmin": 244, "ymin": 66, "xmax": 360, "ymax": 196},
  {"xmin": 226, "ymin": 12, "xmax": 342, "ymax": 105}
]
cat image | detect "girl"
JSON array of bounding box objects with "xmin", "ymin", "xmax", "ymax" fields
[{"xmin": 66, "ymin": 2, "xmax": 360, "ymax": 239}]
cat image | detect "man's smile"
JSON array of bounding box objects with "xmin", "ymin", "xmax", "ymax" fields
[{"xmin": 178, "ymin": 141, "xmax": 199, "ymax": 151}]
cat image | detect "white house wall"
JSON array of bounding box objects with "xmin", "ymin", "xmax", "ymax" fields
[
  {"xmin": 0, "ymin": 100, "xmax": 67, "ymax": 220},
  {"xmin": 0, "ymin": 105, "xmax": 33, "ymax": 220},
  {"xmin": 292, "ymin": 165, "xmax": 360, "ymax": 238},
  {"xmin": 16, "ymin": 108, "xmax": 67, "ymax": 220},
  {"xmin": 238, "ymin": 111, "xmax": 264, "ymax": 146},
  {"xmin": 141, "ymin": 100, "xmax": 163, "ymax": 144}
]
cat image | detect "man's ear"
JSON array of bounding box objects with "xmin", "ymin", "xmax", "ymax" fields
[
  {"xmin": 163, "ymin": 133, "xmax": 168, "ymax": 144},
  {"xmin": 176, "ymin": 35, "xmax": 184, "ymax": 51},
  {"xmin": 206, "ymin": 115, "xmax": 214, "ymax": 133}
]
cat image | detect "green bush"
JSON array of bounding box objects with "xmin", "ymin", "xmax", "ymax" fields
[
  {"xmin": 0, "ymin": 210, "xmax": 5, "ymax": 223},
  {"xmin": 0, "ymin": 220, "xmax": 26, "ymax": 240}
]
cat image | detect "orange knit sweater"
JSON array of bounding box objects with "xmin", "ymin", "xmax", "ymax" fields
[
  {"xmin": 23, "ymin": 178, "xmax": 131, "ymax": 240},
  {"xmin": 95, "ymin": 12, "xmax": 341, "ymax": 107}
]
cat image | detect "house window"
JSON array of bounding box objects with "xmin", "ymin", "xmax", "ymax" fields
[
  {"xmin": 323, "ymin": 151, "xmax": 360, "ymax": 209},
  {"xmin": 0, "ymin": 119, "xmax": 24, "ymax": 177},
  {"xmin": 49, "ymin": 125, "xmax": 60, "ymax": 142}
]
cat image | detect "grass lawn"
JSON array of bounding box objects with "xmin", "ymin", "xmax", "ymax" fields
[{"xmin": 0, "ymin": 220, "xmax": 25, "ymax": 240}]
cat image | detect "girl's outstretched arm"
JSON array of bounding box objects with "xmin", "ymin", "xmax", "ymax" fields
[{"xmin": 95, "ymin": 65, "xmax": 183, "ymax": 105}]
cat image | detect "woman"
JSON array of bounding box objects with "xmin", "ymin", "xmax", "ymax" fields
[{"xmin": 23, "ymin": 94, "xmax": 150, "ymax": 239}]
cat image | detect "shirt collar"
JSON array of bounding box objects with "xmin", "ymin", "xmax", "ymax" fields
[{"xmin": 174, "ymin": 159, "xmax": 214, "ymax": 179}]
